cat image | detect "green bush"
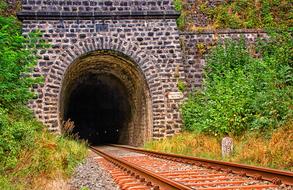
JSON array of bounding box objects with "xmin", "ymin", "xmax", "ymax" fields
[
  {"xmin": 0, "ymin": 107, "xmax": 44, "ymax": 173},
  {"xmin": 173, "ymin": 0, "xmax": 187, "ymax": 30},
  {"xmin": 0, "ymin": 16, "xmax": 87, "ymax": 189},
  {"xmin": 182, "ymin": 33, "xmax": 293, "ymax": 135},
  {"xmin": 0, "ymin": 17, "xmax": 44, "ymax": 110},
  {"xmin": 0, "ymin": 15, "xmax": 43, "ymax": 172},
  {"xmin": 173, "ymin": 0, "xmax": 183, "ymax": 12}
]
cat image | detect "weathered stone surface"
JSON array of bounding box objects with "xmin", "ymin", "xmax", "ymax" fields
[
  {"xmin": 180, "ymin": 30, "xmax": 267, "ymax": 92},
  {"xmin": 185, "ymin": 0, "xmax": 226, "ymax": 27},
  {"xmin": 21, "ymin": 0, "xmax": 175, "ymax": 12},
  {"xmin": 19, "ymin": 1, "xmax": 266, "ymax": 144},
  {"xmin": 20, "ymin": 1, "xmax": 184, "ymax": 145},
  {"xmin": 222, "ymin": 136, "xmax": 233, "ymax": 158}
]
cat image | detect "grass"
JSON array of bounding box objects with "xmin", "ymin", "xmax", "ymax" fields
[
  {"xmin": 0, "ymin": 129, "xmax": 88, "ymax": 190},
  {"xmin": 144, "ymin": 120, "xmax": 293, "ymax": 171}
]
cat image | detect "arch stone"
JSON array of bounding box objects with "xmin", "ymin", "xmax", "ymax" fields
[
  {"xmin": 43, "ymin": 36, "xmax": 160, "ymax": 137},
  {"xmin": 19, "ymin": 0, "xmax": 185, "ymax": 143}
]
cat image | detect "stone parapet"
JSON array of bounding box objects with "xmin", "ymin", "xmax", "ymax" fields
[
  {"xmin": 17, "ymin": 10, "xmax": 180, "ymax": 20},
  {"xmin": 21, "ymin": 0, "xmax": 175, "ymax": 12}
]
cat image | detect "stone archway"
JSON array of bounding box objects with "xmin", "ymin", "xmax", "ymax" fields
[
  {"xmin": 60, "ymin": 50, "xmax": 152, "ymax": 145},
  {"xmin": 40, "ymin": 36, "xmax": 161, "ymax": 146}
]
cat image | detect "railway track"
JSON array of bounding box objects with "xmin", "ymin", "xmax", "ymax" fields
[{"xmin": 90, "ymin": 145, "xmax": 293, "ymax": 190}]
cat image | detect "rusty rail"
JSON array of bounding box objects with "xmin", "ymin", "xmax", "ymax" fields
[
  {"xmin": 90, "ymin": 146, "xmax": 194, "ymax": 190},
  {"xmin": 110, "ymin": 144, "xmax": 293, "ymax": 186}
]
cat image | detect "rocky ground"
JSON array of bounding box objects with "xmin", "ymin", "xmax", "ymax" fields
[{"xmin": 69, "ymin": 155, "xmax": 119, "ymax": 190}]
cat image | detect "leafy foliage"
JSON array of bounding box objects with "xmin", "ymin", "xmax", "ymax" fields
[
  {"xmin": 177, "ymin": 0, "xmax": 292, "ymax": 31},
  {"xmin": 177, "ymin": 79, "xmax": 186, "ymax": 92},
  {"xmin": 181, "ymin": 33, "xmax": 293, "ymax": 135},
  {"xmin": 0, "ymin": 107, "xmax": 41, "ymax": 172},
  {"xmin": 173, "ymin": 0, "xmax": 183, "ymax": 12},
  {"xmin": 173, "ymin": 0, "xmax": 187, "ymax": 30},
  {"xmin": 0, "ymin": 17, "xmax": 43, "ymax": 109},
  {"xmin": 0, "ymin": 16, "xmax": 87, "ymax": 189}
]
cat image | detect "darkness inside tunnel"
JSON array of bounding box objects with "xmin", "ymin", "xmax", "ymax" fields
[
  {"xmin": 60, "ymin": 51, "xmax": 152, "ymax": 146},
  {"xmin": 64, "ymin": 73, "xmax": 131, "ymax": 145}
]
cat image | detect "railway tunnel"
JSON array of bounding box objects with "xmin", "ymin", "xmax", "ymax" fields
[{"xmin": 59, "ymin": 50, "xmax": 152, "ymax": 146}]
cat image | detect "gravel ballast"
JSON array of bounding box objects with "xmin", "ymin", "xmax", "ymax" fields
[{"xmin": 69, "ymin": 155, "xmax": 119, "ymax": 190}]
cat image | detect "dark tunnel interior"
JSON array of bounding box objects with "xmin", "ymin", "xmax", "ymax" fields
[{"xmin": 64, "ymin": 73, "xmax": 131, "ymax": 145}]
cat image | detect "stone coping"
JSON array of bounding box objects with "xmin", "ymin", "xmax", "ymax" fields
[
  {"xmin": 17, "ymin": 10, "xmax": 180, "ymax": 20},
  {"xmin": 180, "ymin": 29, "xmax": 266, "ymax": 35}
]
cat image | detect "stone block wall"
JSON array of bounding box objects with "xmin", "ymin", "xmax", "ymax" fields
[
  {"xmin": 179, "ymin": 29, "xmax": 267, "ymax": 91},
  {"xmin": 21, "ymin": 0, "xmax": 174, "ymax": 12},
  {"xmin": 18, "ymin": 0, "xmax": 185, "ymax": 143},
  {"xmin": 18, "ymin": 0, "xmax": 268, "ymax": 142}
]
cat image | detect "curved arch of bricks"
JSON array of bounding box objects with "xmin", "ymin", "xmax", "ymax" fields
[{"xmin": 39, "ymin": 36, "xmax": 162, "ymax": 137}]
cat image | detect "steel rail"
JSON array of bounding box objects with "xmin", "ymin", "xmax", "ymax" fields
[
  {"xmin": 110, "ymin": 144, "xmax": 293, "ymax": 186},
  {"xmin": 90, "ymin": 146, "xmax": 194, "ymax": 190}
]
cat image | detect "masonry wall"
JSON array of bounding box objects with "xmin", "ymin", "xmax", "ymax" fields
[
  {"xmin": 21, "ymin": 0, "xmax": 174, "ymax": 12},
  {"xmin": 19, "ymin": 0, "xmax": 268, "ymax": 142},
  {"xmin": 179, "ymin": 29, "xmax": 267, "ymax": 91},
  {"xmin": 19, "ymin": 0, "xmax": 184, "ymax": 142}
]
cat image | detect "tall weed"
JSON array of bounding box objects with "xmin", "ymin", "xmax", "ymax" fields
[{"xmin": 145, "ymin": 121, "xmax": 293, "ymax": 171}]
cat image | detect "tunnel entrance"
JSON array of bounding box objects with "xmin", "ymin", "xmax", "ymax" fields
[
  {"xmin": 65, "ymin": 74, "xmax": 131, "ymax": 145},
  {"xmin": 60, "ymin": 50, "xmax": 152, "ymax": 146}
]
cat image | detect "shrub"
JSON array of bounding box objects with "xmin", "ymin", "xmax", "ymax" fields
[
  {"xmin": 0, "ymin": 107, "xmax": 41, "ymax": 172},
  {"xmin": 2, "ymin": 127, "xmax": 87, "ymax": 189},
  {"xmin": 0, "ymin": 16, "xmax": 45, "ymax": 172},
  {"xmin": 181, "ymin": 33, "xmax": 293, "ymax": 135},
  {"xmin": 0, "ymin": 16, "xmax": 87, "ymax": 189},
  {"xmin": 173, "ymin": 0, "xmax": 188, "ymax": 30},
  {"xmin": 0, "ymin": 16, "xmax": 44, "ymax": 110},
  {"xmin": 173, "ymin": 0, "xmax": 183, "ymax": 12}
]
